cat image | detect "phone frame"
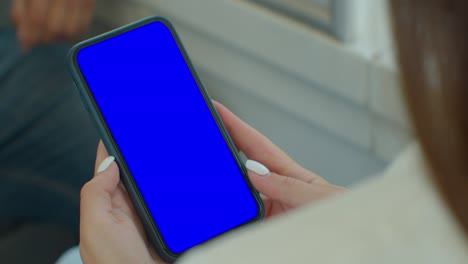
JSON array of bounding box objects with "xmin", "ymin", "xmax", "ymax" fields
[{"xmin": 67, "ymin": 16, "xmax": 264, "ymax": 262}]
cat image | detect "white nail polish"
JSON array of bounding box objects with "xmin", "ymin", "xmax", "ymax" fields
[
  {"xmin": 246, "ymin": 160, "xmax": 270, "ymax": 176},
  {"xmin": 98, "ymin": 156, "xmax": 115, "ymax": 173}
]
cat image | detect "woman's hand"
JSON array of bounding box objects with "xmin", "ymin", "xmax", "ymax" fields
[
  {"xmin": 79, "ymin": 102, "xmax": 344, "ymax": 263},
  {"xmin": 79, "ymin": 141, "xmax": 164, "ymax": 264},
  {"xmin": 11, "ymin": 0, "xmax": 95, "ymax": 51},
  {"xmin": 214, "ymin": 102, "xmax": 344, "ymax": 218}
]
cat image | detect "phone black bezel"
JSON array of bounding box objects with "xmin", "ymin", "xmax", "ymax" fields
[{"xmin": 67, "ymin": 16, "xmax": 265, "ymax": 262}]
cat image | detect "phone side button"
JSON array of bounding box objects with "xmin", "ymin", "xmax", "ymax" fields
[
  {"xmin": 82, "ymin": 102, "xmax": 91, "ymax": 112},
  {"xmin": 88, "ymin": 112, "xmax": 99, "ymax": 131},
  {"xmin": 81, "ymin": 102, "xmax": 99, "ymax": 132},
  {"xmin": 78, "ymin": 92, "xmax": 90, "ymax": 111}
]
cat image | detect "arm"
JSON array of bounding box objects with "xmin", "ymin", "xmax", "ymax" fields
[{"xmin": 11, "ymin": 0, "xmax": 95, "ymax": 51}]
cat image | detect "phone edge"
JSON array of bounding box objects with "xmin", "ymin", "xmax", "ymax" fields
[{"xmin": 66, "ymin": 16, "xmax": 265, "ymax": 262}]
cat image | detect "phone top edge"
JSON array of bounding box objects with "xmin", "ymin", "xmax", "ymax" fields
[{"xmin": 72, "ymin": 16, "xmax": 170, "ymax": 53}]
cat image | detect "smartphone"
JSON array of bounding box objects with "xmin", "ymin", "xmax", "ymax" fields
[{"xmin": 68, "ymin": 17, "xmax": 264, "ymax": 262}]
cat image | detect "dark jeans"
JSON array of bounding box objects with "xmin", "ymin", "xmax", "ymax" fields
[{"xmin": 0, "ymin": 28, "xmax": 98, "ymax": 236}]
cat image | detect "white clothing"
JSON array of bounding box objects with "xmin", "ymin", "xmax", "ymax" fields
[{"xmin": 179, "ymin": 145, "xmax": 468, "ymax": 263}]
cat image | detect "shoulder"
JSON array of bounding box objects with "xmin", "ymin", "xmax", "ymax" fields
[{"xmin": 179, "ymin": 144, "xmax": 468, "ymax": 264}]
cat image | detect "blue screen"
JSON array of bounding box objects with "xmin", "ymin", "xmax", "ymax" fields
[{"xmin": 76, "ymin": 20, "xmax": 259, "ymax": 254}]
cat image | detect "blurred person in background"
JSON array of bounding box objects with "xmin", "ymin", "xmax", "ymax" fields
[
  {"xmin": 75, "ymin": 0, "xmax": 468, "ymax": 263},
  {"xmin": 0, "ymin": 0, "xmax": 97, "ymax": 263}
]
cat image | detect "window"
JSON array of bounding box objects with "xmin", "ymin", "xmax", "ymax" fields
[{"xmin": 249, "ymin": 0, "xmax": 351, "ymax": 41}]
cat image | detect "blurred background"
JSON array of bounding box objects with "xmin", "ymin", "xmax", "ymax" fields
[
  {"xmin": 93, "ymin": 0, "xmax": 408, "ymax": 186},
  {"xmin": 0, "ymin": 0, "xmax": 413, "ymax": 263}
]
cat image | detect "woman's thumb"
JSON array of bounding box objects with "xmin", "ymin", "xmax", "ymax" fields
[
  {"xmin": 81, "ymin": 157, "xmax": 120, "ymax": 217},
  {"xmin": 93, "ymin": 156, "xmax": 120, "ymax": 193},
  {"xmin": 246, "ymin": 160, "xmax": 309, "ymax": 207}
]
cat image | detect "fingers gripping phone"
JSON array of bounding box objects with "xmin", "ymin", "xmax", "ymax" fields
[{"xmin": 68, "ymin": 17, "xmax": 264, "ymax": 262}]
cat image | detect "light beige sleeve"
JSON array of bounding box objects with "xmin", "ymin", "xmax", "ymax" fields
[{"xmin": 177, "ymin": 144, "xmax": 468, "ymax": 264}]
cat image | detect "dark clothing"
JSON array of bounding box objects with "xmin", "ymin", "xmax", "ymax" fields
[{"xmin": 0, "ymin": 15, "xmax": 98, "ymax": 236}]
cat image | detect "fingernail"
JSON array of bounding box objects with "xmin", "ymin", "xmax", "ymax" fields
[
  {"xmin": 98, "ymin": 156, "xmax": 115, "ymax": 173},
  {"xmin": 246, "ymin": 160, "xmax": 270, "ymax": 176}
]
